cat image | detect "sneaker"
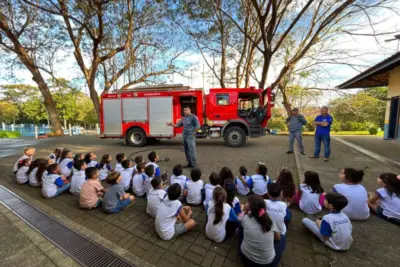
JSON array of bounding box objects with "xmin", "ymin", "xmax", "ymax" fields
[
  {"xmin": 183, "ymin": 164, "xmax": 196, "ymax": 169},
  {"xmin": 324, "ymin": 158, "xmax": 330, "ymax": 162},
  {"xmin": 309, "ymin": 156, "xmax": 319, "ymax": 159},
  {"xmin": 286, "ymin": 151, "xmax": 294, "ymax": 154},
  {"xmin": 301, "ymin": 152, "xmax": 306, "ymax": 155}
]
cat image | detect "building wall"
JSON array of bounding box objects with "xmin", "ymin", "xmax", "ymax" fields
[{"xmin": 384, "ymin": 65, "xmax": 400, "ymax": 139}]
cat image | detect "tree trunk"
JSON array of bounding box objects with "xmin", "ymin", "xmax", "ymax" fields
[{"xmin": 88, "ymin": 82, "xmax": 101, "ymax": 120}]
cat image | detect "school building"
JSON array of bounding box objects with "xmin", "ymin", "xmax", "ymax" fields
[{"xmin": 337, "ymin": 51, "xmax": 400, "ymax": 140}]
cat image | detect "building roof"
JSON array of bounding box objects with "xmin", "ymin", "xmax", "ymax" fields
[{"xmin": 337, "ymin": 51, "xmax": 400, "ymax": 89}]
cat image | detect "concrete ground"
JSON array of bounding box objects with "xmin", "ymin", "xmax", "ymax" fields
[{"xmin": 0, "ymin": 135, "xmax": 399, "ymax": 267}]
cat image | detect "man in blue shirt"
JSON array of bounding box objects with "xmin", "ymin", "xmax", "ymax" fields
[
  {"xmin": 310, "ymin": 107, "xmax": 333, "ymax": 161},
  {"xmin": 167, "ymin": 106, "xmax": 200, "ymax": 168}
]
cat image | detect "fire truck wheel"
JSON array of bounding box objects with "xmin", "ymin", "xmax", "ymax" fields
[
  {"xmin": 224, "ymin": 126, "xmax": 246, "ymax": 147},
  {"xmin": 126, "ymin": 128, "xmax": 148, "ymax": 147}
]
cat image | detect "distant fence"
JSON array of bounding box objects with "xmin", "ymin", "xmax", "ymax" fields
[{"xmin": 0, "ymin": 123, "xmax": 99, "ymax": 137}]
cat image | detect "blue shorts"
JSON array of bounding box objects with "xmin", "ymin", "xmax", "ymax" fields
[
  {"xmin": 376, "ymin": 206, "xmax": 400, "ymax": 226},
  {"xmin": 109, "ymin": 198, "xmax": 131, "ymax": 213}
]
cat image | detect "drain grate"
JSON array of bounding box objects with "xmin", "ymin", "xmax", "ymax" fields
[{"xmin": 0, "ymin": 186, "xmax": 135, "ymax": 267}]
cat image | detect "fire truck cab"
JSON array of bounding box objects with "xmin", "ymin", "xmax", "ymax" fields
[{"xmin": 100, "ymin": 84, "xmax": 273, "ymax": 147}]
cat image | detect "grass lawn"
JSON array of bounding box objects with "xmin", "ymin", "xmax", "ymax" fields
[{"xmin": 0, "ymin": 131, "xmax": 22, "ymax": 138}]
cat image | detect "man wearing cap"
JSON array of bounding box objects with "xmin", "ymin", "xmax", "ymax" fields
[{"xmin": 286, "ymin": 108, "xmax": 307, "ymax": 155}]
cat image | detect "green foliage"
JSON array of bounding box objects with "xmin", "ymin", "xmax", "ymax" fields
[
  {"xmin": 267, "ymin": 109, "xmax": 287, "ymax": 130},
  {"xmin": 20, "ymin": 97, "xmax": 48, "ymax": 123},
  {"xmin": 0, "ymin": 131, "xmax": 22, "ymax": 138},
  {"xmin": 0, "ymin": 101, "xmax": 19, "ymax": 123},
  {"xmin": 369, "ymin": 127, "xmax": 378, "ymax": 135}
]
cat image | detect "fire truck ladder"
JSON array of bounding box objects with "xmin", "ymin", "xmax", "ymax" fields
[{"xmin": 122, "ymin": 84, "xmax": 202, "ymax": 92}]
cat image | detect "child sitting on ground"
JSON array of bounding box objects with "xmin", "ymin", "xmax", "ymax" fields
[
  {"xmin": 42, "ymin": 163, "xmax": 70, "ymax": 198},
  {"xmin": 155, "ymin": 183, "xmax": 195, "ymax": 241},
  {"xmin": 294, "ymin": 171, "xmax": 325, "ymax": 214},
  {"xmin": 16, "ymin": 158, "xmax": 31, "ymax": 184},
  {"xmin": 302, "ymin": 192, "xmax": 353, "ymax": 251},
  {"xmin": 71, "ymin": 153, "xmax": 84, "ymax": 173},
  {"xmin": 59, "ymin": 149, "xmax": 74, "ymax": 177},
  {"xmin": 26, "ymin": 159, "xmax": 42, "ymax": 185},
  {"xmin": 147, "ymin": 177, "xmax": 167, "ymax": 217},
  {"xmin": 115, "ymin": 153, "xmax": 125, "ymax": 173},
  {"xmin": 80, "ymin": 167, "xmax": 106, "ymax": 209},
  {"xmin": 144, "ymin": 165, "xmax": 155, "ymax": 196},
  {"xmin": 133, "ymin": 155, "xmax": 143, "ymax": 173},
  {"xmin": 185, "ymin": 168, "xmax": 204, "ymax": 205},
  {"xmin": 13, "ymin": 147, "xmax": 35, "ymax": 174},
  {"xmin": 249, "ymin": 163, "xmax": 270, "ymax": 198},
  {"xmin": 146, "ymin": 151, "xmax": 160, "ymax": 177},
  {"xmin": 132, "ymin": 162, "xmax": 147, "ymax": 197},
  {"xmin": 29, "ymin": 158, "xmax": 48, "ymax": 187},
  {"xmin": 276, "ymin": 168, "xmax": 296, "ymax": 206},
  {"xmin": 368, "ymin": 173, "xmax": 400, "ymax": 225},
  {"xmin": 224, "ymin": 179, "xmax": 242, "ymax": 216},
  {"xmin": 170, "ymin": 164, "xmax": 188, "ymax": 193},
  {"xmin": 84, "ymin": 152, "xmax": 98, "ymax": 168},
  {"xmin": 98, "ymin": 154, "xmax": 113, "ymax": 181},
  {"xmin": 203, "ymin": 172, "xmax": 220, "ymax": 206},
  {"xmin": 70, "ymin": 160, "xmax": 87, "ymax": 195},
  {"xmin": 49, "ymin": 148, "xmax": 61, "ymax": 164},
  {"xmin": 206, "ymin": 186, "xmax": 239, "ymax": 243},
  {"xmin": 333, "ymin": 168, "xmax": 370, "ymax": 221},
  {"xmin": 120, "ymin": 159, "xmax": 135, "ymax": 191},
  {"xmin": 235, "ymin": 166, "xmax": 251, "ymax": 196},
  {"xmin": 266, "ymin": 183, "xmax": 291, "ymax": 267},
  {"xmin": 103, "ymin": 172, "xmax": 135, "ymax": 213},
  {"xmin": 219, "ymin": 167, "xmax": 234, "ymax": 187}
]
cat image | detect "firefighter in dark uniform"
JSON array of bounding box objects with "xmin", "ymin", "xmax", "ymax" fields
[{"xmin": 167, "ymin": 106, "xmax": 200, "ymax": 168}]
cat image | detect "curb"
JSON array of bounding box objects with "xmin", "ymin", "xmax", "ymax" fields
[
  {"xmin": 293, "ymin": 144, "xmax": 305, "ymax": 184},
  {"xmin": 333, "ymin": 137, "xmax": 400, "ymax": 169}
]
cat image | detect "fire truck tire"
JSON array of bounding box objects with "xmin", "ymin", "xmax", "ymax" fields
[
  {"xmin": 126, "ymin": 128, "xmax": 148, "ymax": 147},
  {"xmin": 224, "ymin": 126, "xmax": 246, "ymax": 147}
]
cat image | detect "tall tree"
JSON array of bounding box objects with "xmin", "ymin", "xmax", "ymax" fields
[
  {"xmin": 0, "ymin": 0, "xmax": 63, "ymax": 135},
  {"xmin": 24, "ymin": 0, "xmax": 183, "ymax": 119}
]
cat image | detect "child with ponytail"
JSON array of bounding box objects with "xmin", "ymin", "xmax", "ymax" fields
[
  {"xmin": 205, "ymin": 187, "xmax": 238, "ymax": 243},
  {"xmin": 239, "ymin": 195, "xmax": 280, "ymax": 266},
  {"xmin": 248, "ymin": 163, "xmax": 271, "ymax": 198},
  {"xmin": 224, "ymin": 179, "xmax": 242, "ymax": 216},
  {"xmin": 333, "ymin": 168, "xmax": 370, "ymax": 221},
  {"xmin": 235, "ymin": 166, "xmax": 251, "ymax": 196}
]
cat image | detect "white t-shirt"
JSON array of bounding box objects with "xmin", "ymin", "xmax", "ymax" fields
[
  {"xmin": 70, "ymin": 170, "xmax": 86, "ymax": 195},
  {"xmin": 231, "ymin": 197, "xmax": 242, "ymax": 214},
  {"xmin": 321, "ymin": 212, "xmax": 353, "ymax": 250},
  {"xmin": 16, "ymin": 166, "xmax": 29, "ymax": 184},
  {"xmin": 99, "ymin": 164, "xmax": 112, "ymax": 181},
  {"xmin": 147, "ymin": 188, "xmax": 167, "ymax": 217},
  {"xmin": 121, "ymin": 167, "xmax": 134, "ymax": 191},
  {"xmin": 132, "ymin": 173, "xmax": 147, "ymax": 197},
  {"xmin": 377, "ymin": 188, "xmax": 400, "ymax": 219},
  {"xmin": 265, "ymin": 199, "xmax": 287, "ymax": 235},
  {"xmin": 87, "ymin": 160, "xmax": 98, "ymax": 168},
  {"xmin": 299, "ymin": 184, "xmax": 322, "ymax": 215},
  {"xmin": 145, "ymin": 176, "xmax": 154, "ymax": 196},
  {"xmin": 13, "ymin": 155, "xmax": 31, "ymax": 172},
  {"xmin": 146, "ymin": 162, "xmax": 160, "ymax": 177},
  {"xmin": 42, "ymin": 173, "xmax": 62, "ymax": 198},
  {"xmin": 155, "ymin": 198, "xmax": 182, "ymax": 240},
  {"xmin": 206, "ymin": 200, "xmax": 235, "ymax": 242},
  {"xmin": 115, "ymin": 163, "xmax": 124, "ymax": 174},
  {"xmin": 235, "ymin": 176, "xmax": 251, "ymax": 195},
  {"xmin": 60, "ymin": 158, "xmax": 73, "ymax": 177},
  {"xmin": 186, "ymin": 180, "xmax": 204, "ymax": 205},
  {"xmin": 29, "ymin": 168, "xmax": 46, "ymax": 187},
  {"xmin": 333, "ymin": 183, "xmax": 370, "ymax": 220},
  {"xmin": 250, "ymin": 174, "xmax": 270, "ymax": 195},
  {"xmin": 170, "ymin": 175, "xmax": 188, "ymax": 192},
  {"xmin": 203, "ymin": 183, "xmax": 219, "ymax": 206}
]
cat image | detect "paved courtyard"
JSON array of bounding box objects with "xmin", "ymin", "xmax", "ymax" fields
[{"xmin": 0, "ymin": 135, "xmax": 399, "ymax": 267}]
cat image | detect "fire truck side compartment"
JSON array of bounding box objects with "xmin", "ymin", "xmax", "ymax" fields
[
  {"xmin": 149, "ymin": 97, "xmax": 174, "ymax": 136},
  {"xmin": 103, "ymin": 99, "xmax": 122, "ymax": 136},
  {"xmin": 122, "ymin": 98, "xmax": 147, "ymax": 122}
]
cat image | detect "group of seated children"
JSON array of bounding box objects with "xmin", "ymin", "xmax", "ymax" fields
[{"xmin": 12, "ymin": 147, "xmax": 400, "ymax": 267}]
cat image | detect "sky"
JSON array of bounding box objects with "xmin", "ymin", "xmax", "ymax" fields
[{"xmin": 1, "ymin": 2, "xmax": 399, "ymax": 102}]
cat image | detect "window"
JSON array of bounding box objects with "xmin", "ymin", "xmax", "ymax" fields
[{"xmin": 216, "ymin": 94, "xmax": 230, "ymax": 105}]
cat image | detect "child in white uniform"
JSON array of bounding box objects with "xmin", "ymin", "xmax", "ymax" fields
[
  {"xmin": 146, "ymin": 151, "xmax": 160, "ymax": 177},
  {"xmin": 224, "ymin": 179, "xmax": 242, "ymax": 216},
  {"xmin": 144, "ymin": 164, "xmax": 155, "ymax": 196},
  {"xmin": 98, "ymin": 154, "xmax": 113, "ymax": 181},
  {"xmin": 132, "ymin": 162, "xmax": 147, "ymax": 197},
  {"xmin": 248, "ymin": 163, "xmax": 270, "ymax": 198},
  {"xmin": 170, "ymin": 164, "xmax": 188, "ymax": 193},
  {"xmin": 120, "ymin": 159, "xmax": 135, "ymax": 191},
  {"xmin": 29, "ymin": 159, "xmax": 48, "ymax": 187},
  {"xmin": 155, "ymin": 184, "xmax": 195, "ymax": 241},
  {"xmin": 147, "ymin": 177, "xmax": 167, "ymax": 217},
  {"xmin": 16, "ymin": 158, "xmax": 31, "ymax": 184},
  {"xmin": 235, "ymin": 166, "xmax": 251, "ymax": 196},
  {"xmin": 294, "ymin": 171, "xmax": 325, "ymax": 214},
  {"xmin": 59, "ymin": 150, "xmax": 74, "ymax": 177},
  {"xmin": 203, "ymin": 172, "xmax": 220, "ymax": 207},
  {"xmin": 115, "ymin": 153, "xmax": 125, "ymax": 173},
  {"xmin": 84, "ymin": 152, "xmax": 98, "ymax": 168},
  {"xmin": 70, "ymin": 160, "xmax": 87, "ymax": 195},
  {"xmin": 42, "ymin": 164, "xmax": 70, "ymax": 198},
  {"xmin": 13, "ymin": 147, "xmax": 35, "ymax": 173},
  {"xmin": 206, "ymin": 187, "xmax": 238, "ymax": 243},
  {"xmin": 334, "ymin": 168, "xmax": 370, "ymax": 221},
  {"xmin": 185, "ymin": 168, "xmax": 204, "ymax": 205},
  {"xmin": 368, "ymin": 173, "xmax": 400, "ymax": 226},
  {"xmin": 302, "ymin": 192, "xmax": 353, "ymax": 251}
]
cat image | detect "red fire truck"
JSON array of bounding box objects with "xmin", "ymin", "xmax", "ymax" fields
[{"xmin": 100, "ymin": 84, "xmax": 273, "ymax": 147}]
